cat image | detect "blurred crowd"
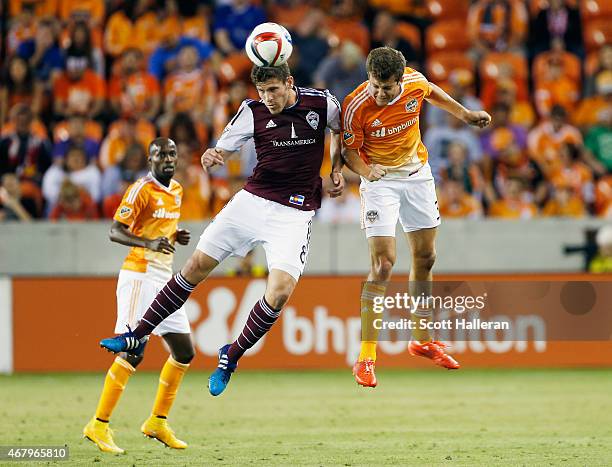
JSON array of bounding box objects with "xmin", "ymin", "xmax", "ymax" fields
[{"xmin": 0, "ymin": 0, "xmax": 610, "ymax": 223}]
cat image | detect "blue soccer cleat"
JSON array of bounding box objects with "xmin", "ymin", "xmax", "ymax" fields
[
  {"xmin": 100, "ymin": 326, "xmax": 147, "ymax": 356},
  {"xmin": 208, "ymin": 344, "xmax": 237, "ymax": 396}
]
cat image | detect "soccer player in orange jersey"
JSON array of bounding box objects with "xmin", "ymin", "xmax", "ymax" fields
[
  {"xmin": 342, "ymin": 48, "xmax": 491, "ymax": 387},
  {"xmin": 83, "ymin": 138, "xmax": 194, "ymax": 452}
]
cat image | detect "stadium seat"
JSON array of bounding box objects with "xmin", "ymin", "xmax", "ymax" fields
[
  {"xmin": 584, "ymin": 50, "xmax": 600, "ymax": 78},
  {"xmin": 218, "ymin": 53, "xmax": 253, "ymax": 87},
  {"xmin": 395, "ymin": 21, "xmax": 421, "ymax": 51},
  {"xmin": 425, "ymin": 20, "xmax": 470, "ymax": 55},
  {"xmin": 426, "ymin": 0, "xmax": 469, "ymax": 22},
  {"xmin": 584, "ymin": 20, "xmax": 612, "ymax": 53},
  {"xmin": 581, "ymin": 0, "xmax": 612, "ymax": 22},
  {"xmin": 426, "ymin": 52, "xmax": 474, "ymax": 87},
  {"xmin": 480, "ymin": 52, "xmax": 528, "ymax": 82}
]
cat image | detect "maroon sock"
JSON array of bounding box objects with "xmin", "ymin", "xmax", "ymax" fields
[
  {"xmin": 132, "ymin": 273, "xmax": 195, "ymax": 339},
  {"xmin": 227, "ymin": 297, "xmax": 281, "ymax": 363}
]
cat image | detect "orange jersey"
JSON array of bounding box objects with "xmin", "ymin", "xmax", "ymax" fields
[
  {"xmin": 342, "ymin": 67, "xmax": 432, "ymax": 174},
  {"xmin": 114, "ymin": 174, "xmax": 183, "ymax": 276}
]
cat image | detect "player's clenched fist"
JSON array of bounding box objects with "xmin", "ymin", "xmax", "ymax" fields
[
  {"xmin": 147, "ymin": 236, "xmax": 175, "ymax": 254},
  {"xmin": 175, "ymin": 228, "xmax": 191, "ymax": 246},
  {"xmin": 464, "ymin": 110, "xmax": 492, "ymax": 129},
  {"xmin": 200, "ymin": 148, "xmax": 225, "ymax": 171},
  {"xmin": 366, "ymin": 164, "xmax": 386, "ymax": 182}
]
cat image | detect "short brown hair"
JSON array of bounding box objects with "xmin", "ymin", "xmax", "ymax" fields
[
  {"xmin": 366, "ymin": 47, "xmax": 406, "ymax": 82},
  {"xmin": 251, "ymin": 64, "xmax": 291, "ymax": 85}
]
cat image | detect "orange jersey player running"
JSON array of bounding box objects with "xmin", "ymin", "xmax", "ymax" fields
[
  {"xmin": 84, "ymin": 137, "xmax": 194, "ymax": 453},
  {"xmin": 342, "ymin": 47, "xmax": 491, "ymax": 387}
]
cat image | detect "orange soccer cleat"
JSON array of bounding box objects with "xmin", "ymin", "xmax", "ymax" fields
[
  {"xmin": 352, "ymin": 359, "xmax": 378, "ymax": 388},
  {"xmin": 408, "ymin": 340, "xmax": 460, "ymax": 370}
]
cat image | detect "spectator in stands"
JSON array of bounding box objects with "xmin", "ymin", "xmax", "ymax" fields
[
  {"xmin": 426, "ymin": 70, "xmax": 482, "ymax": 128},
  {"xmin": 172, "ymin": 146, "xmax": 212, "ymax": 221},
  {"xmin": 49, "ymin": 179, "xmax": 99, "ymax": 221},
  {"xmin": 467, "ymin": 0, "xmax": 528, "ymax": 57},
  {"xmin": 424, "ymin": 113, "xmax": 483, "ymax": 178},
  {"xmin": 53, "ymin": 55, "xmax": 106, "ymax": 119},
  {"xmin": 371, "ymin": 10, "xmax": 419, "ymax": 67},
  {"xmin": 542, "ymin": 183, "xmax": 586, "ymax": 217},
  {"xmin": 438, "ymin": 179, "xmax": 483, "ymax": 219},
  {"xmin": 317, "ymin": 179, "xmax": 361, "ymax": 223},
  {"xmin": 534, "ymin": 57, "xmax": 579, "ymax": 118},
  {"xmin": 148, "ymin": 25, "xmax": 215, "ymax": 82},
  {"xmin": 0, "ymin": 173, "xmax": 34, "ymax": 222},
  {"xmin": 0, "ymin": 104, "xmax": 51, "ymax": 185},
  {"xmin": 161, "ymin": 45, "xmax": 216, "ymax": 126},
  {"xmin": 6, "ymin": 6, "xmax": 37, "ymax": 55},
  {"xmin": 528, "ymin": 0, "xmax": 583, "ymax": 59},
  {"xmin": 213, "ymin": 0, "xmax": 267, "ymax": 55},
  {"xmin": 65, "ymin": 20, "xmax": 105, "ymax": 78},
  {"xmin": 99, "ymin": 117, "xmax": 155, "ymax": 169},
  {"xmin": 493, "ymin": 79, "xmax": 535, "ymax": 128},
  {"xmin": 213, "ymin": 80, "xmax": 248, "ymax": 142},
  {"xmin": 488, "ymin": 177, "xmax": 537, "ymax": 218},
  {"xmin": 0, "ymin": 55, "xmax": 42, "ymax": 126},
  {"xmin": 109, "ymin": 47, "xmax": 161, "ymax": 120},
  {"xmin": 52, "ymin": 116, "xmax": 100, "ymax": 162},
  {"xmin": 101, "ymin": 142, "xmax": 148, "ymax": 200},
  {"xmin": 59, "ymin": 0, "xmax": 105, "ymax": 27},
  {"xmin": 439, "ymin": 142, "xmax": 484, "ymax": 196},
  {"xmin": 574, "ymin": 71, "xmax": 612, "ymax": 130},
  {"xmin": 527, "ymin": 105, "xmax": 584, "ymax": 178},
  {"xmin": 313, "ymin": 41, "xmax": 366, "ymax": 101},
  {"xmin": 586, "ymin": 45, "xmax": 612, "ymax": 97},
  {"xmin": 289, "ymin": 9, "xmax": 330, "ymax": 86},
  {"xmin": 16, "ymin": 19, "xmax": 64, "ymax": 84},
  {"xmin": 584, "ymin": 107, "xmax": 612, "ymax": 173},
  {"xmin": 549, "ymin": 143, "xmax": 594, "ymax": 204},
  {"xmin": 42, "ymin": 145, "xmax": 101, "ymax": 209}
]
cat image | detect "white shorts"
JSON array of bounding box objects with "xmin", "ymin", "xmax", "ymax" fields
[
  {"xmin": 359, "ymin": 163, "xmax": 440, "ymax": 237},
  {"xmin": 196, "ymin": 190, "xmax": 315, "ymax": 281},
  {"xmin": 115, "ymin": 269, "xmax": 191, "ymax": 336}
]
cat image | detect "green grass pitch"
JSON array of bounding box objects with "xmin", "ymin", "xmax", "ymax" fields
[{"xmin": 1, "ymin": 369, "xmax": 611, "ymax": 466}]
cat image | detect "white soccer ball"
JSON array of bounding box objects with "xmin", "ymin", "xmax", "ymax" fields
[{"xmin": 245, "ymin": 22, "xmax": 293, "ymax": 67}]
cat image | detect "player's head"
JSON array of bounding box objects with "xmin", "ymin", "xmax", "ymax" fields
[
  {"xmin": 366, "ymin": 47, "xmax": 406, "ymax": 107},
  {"xmin": 148, "ymin": 137, "xmax": 178, "ymax": 182},
  {"xmin": 251, "ymin": 64, "xmax": 295, "ymax": 115}
]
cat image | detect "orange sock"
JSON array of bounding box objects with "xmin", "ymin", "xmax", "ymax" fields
[
  {"xmin": 151, "ymin": 356, "xmax": 190, "ymax": 418},
  {"xmin": 95, "ymin": 356, "xmax": 135, "ymax": 421},
  {"xmin": 359, "ymin": 281, "xmax": 387, "ymax": 362}
]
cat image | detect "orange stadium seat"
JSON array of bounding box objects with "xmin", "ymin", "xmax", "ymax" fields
[
  {"xmin": 395, "ymin": 22, "xmax": 421, "ymax": 51},
  {"xmin": 426, "ymin": 52, "xmax": 474, "ymax": 87},
  {"xmin": 218, "ymin": 53, "xmax": 253, "ymax": 87},
  {"xmin": 426, "ymin": 20, "xmax": 470, "ymax": 55},
  {"xmin": 584, "ymin": 20, "xmax": 612, "ymax": 53},
  {"xmin": 426, "ymin": 0, "xmax": 470, "ymax": 22},
  {"xmin": 581, "ymin": 0, "xmax": 612, "ymax": 22},
  {"xmin": 480, "ymin": 52, "xmax": 528, "ymax": 82}
]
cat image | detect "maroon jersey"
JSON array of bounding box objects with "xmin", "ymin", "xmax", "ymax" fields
[{"xmin": 216, "ymin": 87, "xmax": 341, "ymax": 210}]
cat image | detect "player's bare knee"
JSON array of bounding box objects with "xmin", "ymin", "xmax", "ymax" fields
[
  {"xmin": 372, "ymin": 255, "xmax": 394, "ymax": 281},
  {"xmin": 413, "ymin": 251, "xmax": 436, "ymax": 272},
  {"xmin": 182, "ymin": 251, "xmax": 216, "ymax": 284}
]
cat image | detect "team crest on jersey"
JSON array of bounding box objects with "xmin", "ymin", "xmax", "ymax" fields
[
  {"xmin": 306, "ymin": 111, "xmax": 319, "ymax": 130},
  {"xmin": 119, "ymin": 206, "xmax": 132, "ymax": 219},
  {"xmin": 405, "ymin": 98, "xmax": 418, "ymax": 113},
  {"xmin": 366, "ymin": 210, "xmax": 379, "ymax": 223},
  {"xmin": 343, "ymin": 131, "xmax": 355, "ymax": 145}
]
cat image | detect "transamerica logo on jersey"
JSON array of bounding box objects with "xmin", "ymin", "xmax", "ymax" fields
[
  {"xmin": 371, "ymin": 117, "xmax": 419, "ymax": 137},
  {"xmin": 406, "ymin": 99, "xmax": 418, "ymax": 113},
  {"xmin": 306, "ymin": 111, "xmax": 319, "ymax": 130}
]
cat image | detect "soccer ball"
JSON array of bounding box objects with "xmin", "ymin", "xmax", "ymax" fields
[{"xmin": 245, "ymin": 22, "xmax": 293, "ymax": 67}]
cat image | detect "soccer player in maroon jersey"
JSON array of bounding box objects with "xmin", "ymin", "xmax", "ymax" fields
[{"xmin": 100, "ymin": 64, "xmax": 344, "ymax": 396}]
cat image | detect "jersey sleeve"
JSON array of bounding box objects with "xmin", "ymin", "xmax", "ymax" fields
[
  {"xmin": 341, "ymin": 94, "xmax": 364, "ymax": 150},
  {"xmin": 325, "ymin": 89, "xmax": 341, "ymax": 133},
  {"xmin": 113, "ymin": 180, "xmax": 149, "ymax": 226},
  {"xmin": 411, "ymin": 70, "xmax": 433, "ymax": 98},
  {"xmin": 216, "ymin": 99, "xmax": 254, "ymax": 152}
]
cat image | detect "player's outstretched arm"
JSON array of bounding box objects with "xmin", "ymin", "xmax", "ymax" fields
[
  {"xmin": 200, "ymin": 147, "xmax": 234, "ymax": 172},
  {"xmin": 109, "ymin": 220, "xmax": 175, "ymax": 254},
  {"xmin": 425, "ymin": 83, "xmax": 492, "ymax": 129},
  {"xmin": 328, "ymin": 131, "xmax": 345, "ymax": 198},
  {"xmin": 342, "ymin": 147, "xmax": 386, "ymax": 182}
]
